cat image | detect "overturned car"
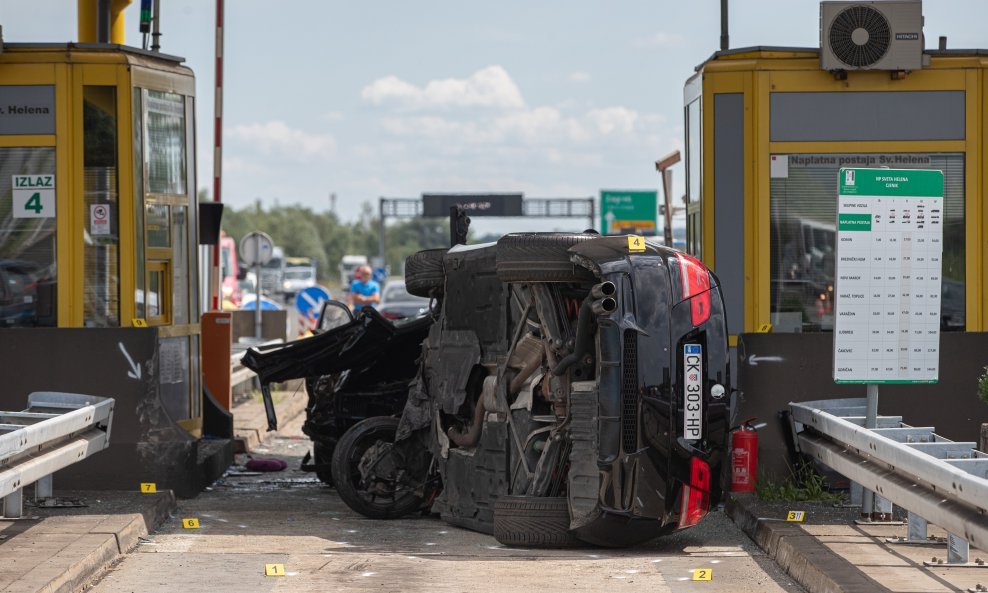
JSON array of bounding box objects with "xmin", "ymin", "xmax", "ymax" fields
[{"xmin": 243, "ymin": 232, "xmax": 733, "ymax": 547}]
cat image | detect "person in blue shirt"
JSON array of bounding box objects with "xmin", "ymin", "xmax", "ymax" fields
[{"xmin": 349, "ymin": 265, "xmax": 380, "ymax": 312}]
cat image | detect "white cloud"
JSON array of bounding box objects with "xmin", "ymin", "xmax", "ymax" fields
[
  {"xmin": 226, "ymin": 121, "xmax": 336, "ymax": 158},
  {"xmin": 379, "ymin": 104, "xmax": 649, "ymax": 146},
  {"xmin": 633, "ymin": 31, "xmax": 686, "ymax": 49},
  {"xmin": 361, "ymin": 65, "xmax": 525, "ymax": 110},
  {"xmin": 585, "ymin": 107, "xmax": 639, "ymax": 135},
  {"xmin": 568, "ymin": 71, "xmax": 592, "ymax": 83}
]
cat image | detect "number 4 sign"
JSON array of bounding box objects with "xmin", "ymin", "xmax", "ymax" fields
[{"xmin": 12, "ymin": 174, "xmax": 56, "ymax": 219}]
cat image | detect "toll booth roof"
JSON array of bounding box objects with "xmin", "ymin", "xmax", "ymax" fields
[
  {"xmin": 1, "ymin": 43, "xmax": 187, "ymax": 65},
  {"xmin": 694, "ymin": 45, "xmax": 988, "ymax": 71}
]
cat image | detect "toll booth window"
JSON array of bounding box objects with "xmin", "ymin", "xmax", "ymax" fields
[
  {"xmin": 171, "ymin": 206, "xmax": 190, "ymax": 325},
  {"xmin": 146, "ymin": 261, "xmax": 169, "ymax": 325},
  {"xmin": 769, "ymin": 153, "xmax": 965, "ymax": 333},
  {"xmin": 145, "ymin": 91, "xmax": 186, "ymax": 196},
  {"xmin": 146, "ymin": 203, "xmax": 170, "ymax": 247},
  {"xmin": 685, "ymin": 99, "xmax": 702, "ymax": 257},
  {"xmin": 83, "ymin": 87, "xmax": 120, "ymax": 327},
  {"xmin": 0, "ymin": 147, "xmax": 57, "ymax": 327}
]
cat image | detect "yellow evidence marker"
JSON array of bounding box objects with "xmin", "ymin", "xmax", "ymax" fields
[
  {"xmin": 182, "ymin": 518, "xmax": 200, "ymax": 529},
  {"xmin": 786, "ymin": 511, "xmax": 806, "ymax": 522},
  {"xmin": 692, "ymin": 568, "xmax": 713, "ymax": 581},
  {"xmin": 264, "ymin": 564, "xmax": 286, "ymax": 577},
  {"xmin": 140, "ymin": 483, "xmax": 156, "ymax": 493},
  {"xmin": 627, "ymin": 235, "xmax": 646, "ymax": 253}
]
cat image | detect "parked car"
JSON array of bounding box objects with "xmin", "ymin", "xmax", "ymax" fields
[
  {"xmin": 0, "ymin": 259, "xmax": 48, "ymax": 326},
  {"xmin": 243, "ymin": 233, "xmax": 732, "ymax": 548},
  {"xmin": 378, "ymin": 279, "xmax": 431, "ymax": 320}
]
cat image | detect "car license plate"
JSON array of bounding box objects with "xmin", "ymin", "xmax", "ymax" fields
[{"xmin": 683, "ymin": 344, "xmax": 703, "ymax": 441}]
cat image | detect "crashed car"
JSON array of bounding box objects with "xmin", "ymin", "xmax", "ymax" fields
[
  {"xmin": 241, "ymin": 301, "xmax": 432, "ymax": 484},
  {"xmin": 244, "ymin": 233, "xmax": 732, "ymax": 547}
]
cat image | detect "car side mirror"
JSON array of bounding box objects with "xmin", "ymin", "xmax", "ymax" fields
[{"xmin": 316, "ymin": 299, "xmax": 353, "ymax": 333}]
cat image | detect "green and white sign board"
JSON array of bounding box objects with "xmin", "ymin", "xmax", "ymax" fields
[
  {"xmin": 12, "ymin": 174, "xmax": 55, "ymax": 219},
  {"xmin": 600, "ymin": 190, "xmax": 657, "ymax": 235},
  {"xmin": 833, "ymin": 168, "xmax": 944, "ymax": 384}
]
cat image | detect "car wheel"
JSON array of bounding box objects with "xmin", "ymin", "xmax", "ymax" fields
[
  {"xmin": 331, "ymin": 416, "xmax": 424, "ymax": 520},
  {"xmin": 493, "ymin": 495, "xmax": 581, "ymax": 548},
  {"xmin": 495, "ymin": 233, "xmax": 598, "ymax": 283},
  {"xmin": 405, "ymin": 248, "xmax": 446, "ymax": 297}
]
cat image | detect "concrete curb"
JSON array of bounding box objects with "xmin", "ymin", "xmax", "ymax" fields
[
  {"xmin": 0, "ymin": 490, "xmax": 176, "ymax": 593},
  {"xmin": 726, "ymin": 494, "xmax": 888, "ymax": 593},
  {"xmin": 233, "ymin": 388, "xmax": 308, "ymax": 452}
]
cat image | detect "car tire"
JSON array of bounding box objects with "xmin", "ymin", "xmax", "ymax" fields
[
  {"xmin": 405, "ymin": 249, "xmax": 446, "ymax": 298},
  {"xmin": 331, "ymin": 416, "xmax": 423, "ymax": 520},
  {"xmin": 495, "ymin": 233, "xmax": 597, "ymax": 283},
  {"xmin": 493, "ymin": 495, "xmax": 582, "ymax": 548}
]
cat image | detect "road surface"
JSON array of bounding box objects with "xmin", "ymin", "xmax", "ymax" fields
[{"xmin": 87, "ymin": 413, "xmax": 807, "ymax": 593}]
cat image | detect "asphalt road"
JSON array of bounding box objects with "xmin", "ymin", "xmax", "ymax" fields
[{"xmin": 87, "ymin": 413, "xmax": 807, "ymax": 593}]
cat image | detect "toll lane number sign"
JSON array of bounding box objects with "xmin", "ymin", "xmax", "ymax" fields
[
  {"xmin": 12, "ymin": 174, "xmax": 55, "ymax": 219},
  {"xmin": 833, "ymin": 168, "xmax": 944, "ymax": 384}
]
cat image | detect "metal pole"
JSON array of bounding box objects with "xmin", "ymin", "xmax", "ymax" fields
[
  {"xmin": 3, "ymin": 488, "xmax": 22, "ymax": 519},
  {"xmin": 209, "ymin": 0, "xmax": 225, "ymax": 311},
  {"xmin": 861, "ymin": 383, "xmax": 879, "ymax": 518},
  {"xmin": 589, "ymin": 197, "xmax": 595, "ymax": 231},
  {"xmin": 151, "ymin": 0, "xmax": 161, "ymax": 51},
  {"xmin": 35, "ymin": 474, "xmax": 53, "ymax": 500},
  {"xmin": 96, "ymin": 0, "xmax": 111, "ymax": 43},
  {"xmin": 378, "ymin": 198, "xmax": 386, "ymax": 267},
  {"xmin": 662, "ymin": 169, "xmax": 675, "ymax": 247},
  {"xmin": 720, "ymin": 0, "xmax": 729, "ymax": 51},
  {"xmin": 254, "ymin": 235, "xmax": 262, "ymax": 339}
]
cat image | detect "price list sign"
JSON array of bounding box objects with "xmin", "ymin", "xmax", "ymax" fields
[{"xmin": 833, "ymin": 168, "xmax": 944, "ymax": 384}]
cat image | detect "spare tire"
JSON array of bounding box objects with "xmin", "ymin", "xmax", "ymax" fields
[
  {"xmin": 493, "ymin": 495, "xmax": 581, "ymax": 548},
  {"xmin": 496, "ymin": 233, "xmax": 597, "ymax": 283},
  {"xmin": 405, "ymin": 248, "xmax": 446, "ymax": 297}
]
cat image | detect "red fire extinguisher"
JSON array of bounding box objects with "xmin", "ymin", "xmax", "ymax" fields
[{"xmin": 731, "ymin": 418, "xmax": 765, "ymax": 493}]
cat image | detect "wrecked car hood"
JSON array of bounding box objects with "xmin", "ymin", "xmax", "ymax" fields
[{"xmin": 240, "ymin": 308, "xmax": 433, "ymax": 385}]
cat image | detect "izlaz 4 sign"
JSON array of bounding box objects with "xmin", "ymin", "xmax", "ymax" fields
[{"xmin": 833, "ymin": 168, "xmax": 944, "ymax": 384}]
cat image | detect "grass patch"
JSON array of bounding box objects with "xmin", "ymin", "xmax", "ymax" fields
[{"xmin": 756, "ymin": 462, "xmax": 842, "ymax": 503}]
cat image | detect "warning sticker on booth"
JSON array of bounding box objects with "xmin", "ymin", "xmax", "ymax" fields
[{"xmin": 90, "ymin": 204, "xmax": 111, "ymax": 236}]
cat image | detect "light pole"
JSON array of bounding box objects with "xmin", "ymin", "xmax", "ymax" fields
[{"xmin": 655, "ymin": 150, "xmax": 681, "ymax": 248}]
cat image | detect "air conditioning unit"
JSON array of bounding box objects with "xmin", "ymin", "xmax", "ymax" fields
[{"xmin": 820, "ymin": 1, "xmax": 924, "ymax": 71}]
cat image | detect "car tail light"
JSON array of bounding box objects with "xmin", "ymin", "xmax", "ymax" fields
[
  {"xmin": 675, "ymin": 253, "xmax": 712, "ymax": 326},
  {"xmin": 678, "ymin": 457, "xmax": 711, "ymax": 528}
]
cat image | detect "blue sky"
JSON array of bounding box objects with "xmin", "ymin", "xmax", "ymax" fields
[{"xmin": 3, "ymin": 0, "xmax": 986, "ymax": 235}]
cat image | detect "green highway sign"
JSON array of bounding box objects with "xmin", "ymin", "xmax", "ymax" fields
[{"xmin": 600, "ymin": 190, "xmax": 657, "ymax": 235}]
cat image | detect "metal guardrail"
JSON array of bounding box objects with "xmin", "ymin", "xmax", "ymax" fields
[
  {"xmin": 790, "ymin": 397, "xmax": 988, "ymax": 568},
  {"xmin": 230, "ymin": 339, "xmax": 282, "ymax": 390},
  {"xmin": 0, "ymin": 392, "xmax": 114, "ymax": 519}
]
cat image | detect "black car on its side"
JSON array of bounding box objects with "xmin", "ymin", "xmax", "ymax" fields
[{"xmin": 243, "ymin": 233, "xmax": 733, "ymax": 547}]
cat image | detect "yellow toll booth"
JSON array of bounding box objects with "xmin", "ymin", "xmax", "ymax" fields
[
  {"xmin": 0, "ymin": 34, "xmax": 230, "ymax": 494},
  {"xmin": 684, "ymin": 45, "xmax": 988, "ymax": 477}
]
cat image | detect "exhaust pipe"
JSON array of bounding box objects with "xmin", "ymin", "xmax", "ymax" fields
[
  {"xmin": 591, "ymin": 297, "xmax": 617, "ymax": 316},
  {"xmin": 591, "ymin": 281, "xmax": 616, "ymax": 300}
]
